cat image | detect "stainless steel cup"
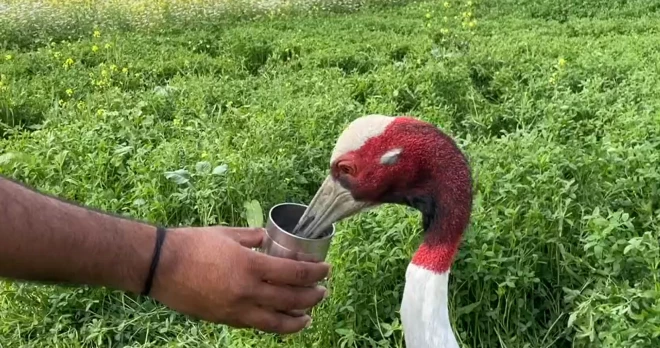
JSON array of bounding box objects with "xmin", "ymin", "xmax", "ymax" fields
[
  {"xmin": 261, "ymin": 202, "xmax": 335, "ymax": 262},
  {"xmin": 260, "ymin": 202, "xmax": 334, "ymax": 319}
]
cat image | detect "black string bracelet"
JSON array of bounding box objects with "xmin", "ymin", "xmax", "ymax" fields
[{"xmin": 142, "ymin": 226, "xmax": 167, "ymax": 296}]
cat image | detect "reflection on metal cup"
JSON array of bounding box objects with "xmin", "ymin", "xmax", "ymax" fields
[{"xmin": 261, "ymin": 202, "xmax": 335, "ymax": 263}]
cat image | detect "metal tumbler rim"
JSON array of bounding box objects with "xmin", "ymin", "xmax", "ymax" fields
[{"xmin": 267, "ymin": 202, "xmax": 336, "ymax": 241}]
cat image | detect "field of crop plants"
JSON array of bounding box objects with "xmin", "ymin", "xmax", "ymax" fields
[{"xmin": 1, "ymin": 0, "xmax": 660, "ymax": 347}]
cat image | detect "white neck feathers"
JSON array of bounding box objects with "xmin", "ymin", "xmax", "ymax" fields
[{"xmin": 400, "ymin": 263, "xmax": 459, "ymax": 348}]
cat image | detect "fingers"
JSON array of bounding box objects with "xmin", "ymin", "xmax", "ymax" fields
[
  {"xmin": 244, "ymin": 307, "xmax": 312, "ymax": 334},
  {"xmin": 282, "ymin": 309, "xmax": 307, "ymax": 317},
  {"xmin": 222, "ymin": 227, "xmax": 265, "ymax": 248},
  {"xmin": 251, "ymin": 253, "xmax": 331, "ymax": 286},
  {"xmin": 253, "ymin": 282, "xmax": 327, "ymax": 312}
]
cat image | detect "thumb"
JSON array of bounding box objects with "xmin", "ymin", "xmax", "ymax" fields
[{"xmin": 223, "ymin": 227, "xmax": 265, "ymax": 248}]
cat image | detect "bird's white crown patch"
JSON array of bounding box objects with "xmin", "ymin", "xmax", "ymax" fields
[{"xmin": 331, "ymin": 114, "xmax": 395, "ymax": 164}]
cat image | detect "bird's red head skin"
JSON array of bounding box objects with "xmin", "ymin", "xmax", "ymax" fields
[{"xmin": 331, "ymin": 116, "xmax": 473, "ymax": 274}]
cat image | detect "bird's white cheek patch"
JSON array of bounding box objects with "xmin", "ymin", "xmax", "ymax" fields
[{"xmin": 380, "ymin": 148, "xmax": 402, "ymax": 165}]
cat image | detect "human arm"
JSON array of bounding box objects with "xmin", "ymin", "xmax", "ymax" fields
[
  {"xmin": 0, "ymin": 175, "xmax": 157, "ymax": 293},
  {"xmin": 0, "ymin": 175, "xmax": 330, "ymax": 333}
]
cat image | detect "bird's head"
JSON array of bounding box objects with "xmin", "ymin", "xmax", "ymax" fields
[{"xmin": 296, "ymin": 114, "xmax": 473, "ymax": 240}]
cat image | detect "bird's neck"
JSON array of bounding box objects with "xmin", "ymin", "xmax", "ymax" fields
[
  {"xmin": 399, "ymin": 153, "xmax": 470, "ymax": 348},
  {"xmin": 409, "ymin": 151, "xmax": 473, "ymax": 274},
  {"xmin": 401, "ymin": 264, "xmax": 459, "ymax": 348}
]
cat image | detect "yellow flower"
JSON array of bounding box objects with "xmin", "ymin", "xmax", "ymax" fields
[
  {"xmin": 467, "ymin": 1, "xmax": 473, "ymax": 6},
  {"xmin": 105, "ymin": 43, "xmax": 112, "ymax": 49},
  {"xmin": 425, "ymin": 12, "xmax": 431, "ymax": 19},
  {"xmin": 91, "ymin": 45, "xmax": 99, "ymax": 52},
  {"xmin": 97, "ymin": 109, "xmax": 105, "ymax": 116},
  {"xmin": 110, "ymin": 64, "xmax": 118, "ymax": 71},
  {"xmin": 468, "ymin": 20, "xmax": 477, "ymax": 28},
  {"xmin": 63, "ymin": 58, "xmax": 74, "ymax": 68},
  {"xmin": 4, "ymin": 55, "xmax": 12, "ymax": 61},
  {"xmin": 66, "ymin": 88, "xmax": 73, "ymax": 96},
  {"xmin": 122, "ymin": 67, "xmax": 128, "ymax": 73},
  {"xmin": 558, "ymin": 58, "xmax": 567, "ymax": 67},
  {"xmin": 443, "ymin": 1, "xmax": 450, "ymax": 8},
  {"xmin": 101, "ymin": 69, "xmax": 108, "ymax": 77},
  {"xmin": 93, "ymin": 30, "xmax": 101, "ymax": 38}
]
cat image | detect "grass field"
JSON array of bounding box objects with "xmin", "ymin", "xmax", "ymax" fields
[{"xmin": 1, "ymin": 0, "xmax": 660, "ymax": 347}]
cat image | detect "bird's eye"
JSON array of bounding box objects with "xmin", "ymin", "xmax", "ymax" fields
[{"xmin": 337, "ymin": 160, "xmax": 356, "ymax": 176}]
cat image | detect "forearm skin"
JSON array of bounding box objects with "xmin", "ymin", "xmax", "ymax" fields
[{"xmin": 0, "ymin": 175, "xmax": 156, "ymax": 294}]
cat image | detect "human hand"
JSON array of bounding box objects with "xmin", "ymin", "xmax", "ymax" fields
[{"xmin": 149, "ymin": 226, "xmax": 330, "ymax": 334}]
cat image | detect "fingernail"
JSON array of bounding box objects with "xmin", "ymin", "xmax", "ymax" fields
[{"xmin": 305, "ymin": 317, "xmax": 313, "ymax": 328}]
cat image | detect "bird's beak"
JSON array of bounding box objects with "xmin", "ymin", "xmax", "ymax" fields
[{"xmin": 295, "ymin": 176, "xmax": 372, "ymax": 239}]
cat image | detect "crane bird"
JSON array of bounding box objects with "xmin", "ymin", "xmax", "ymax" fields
[{"xmin": 293, "ymin": 114, "xmax": 473, "ymax": 348}]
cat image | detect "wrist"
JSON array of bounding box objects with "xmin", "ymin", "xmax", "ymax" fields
[
  {"xmin": 140, "ymin": 226, "xmax": 168, "ymax": 296},
  {"xmin": 104, "ymin": 221, "xmax": 161, "ymax": 294},
  {"xmin": 145, "ymin": 227, "xmax": 186, "ymax": 301}
]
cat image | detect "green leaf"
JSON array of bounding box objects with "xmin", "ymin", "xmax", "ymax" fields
[
  {"xmin": 567, "ymin": 312, "xmax": 578, "ymax": 328},
  {"xmin": 380, "ymin": 323, "xmax": 393, "ymax": 337},
  {"xmin": 195, "ymin": 161, "xmax": 212, "ymax": 174},
  {"xmin": 0, "ymin": 152, "xmax": 17, "ymax": 165},
  {"xmin": 456, "ymin": 301, "xmax": 481, "ymax": 315},
  {"xmin": 244, "ymin": 200, "xmax": 263, "ymax": 228},
  {"xmin": 335, "ymin": 328, "xmax": 353, "ymax": 336},
  {"xmin": 594, "ymin": 245, "xmax": 603, "ymax": 259},
  {"xmin": 113, "ymin": 145, "xmax": 133, "ymax": 156},
  {"xmin": 164, "ymin": 169, "xmax": 190, "ymax": 185},
  {"xmin": 212, "ymin": 164, "xmax": 228, "ymax": 175},
  {"xmin": 133, "ymin": 199, "xmax": 146, "ymax": 206},
  {"xmin": 623, "ymin": 244, "xmax": 635, "ymax": 255}
]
